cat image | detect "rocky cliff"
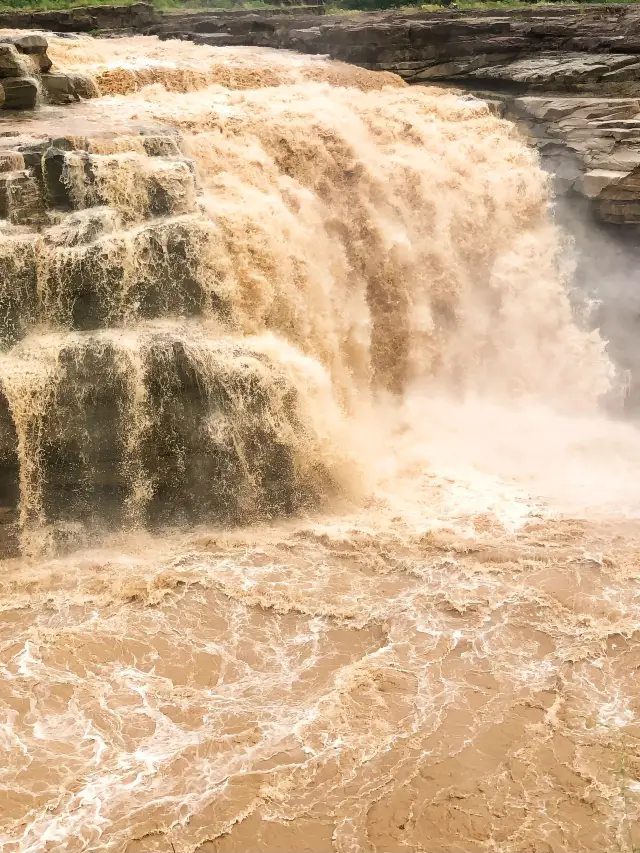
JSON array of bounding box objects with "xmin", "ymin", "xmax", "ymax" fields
[
  {"xmin": 143, "ymin": 4, "xmax": 640, "ymax": 92},
  {"xmin": 0, "ymin": 119, "xmax": 330, "ymax": 553},
  {"xmin": 0, "ymin": 2, "xmax": 155, "ymax": 34}
]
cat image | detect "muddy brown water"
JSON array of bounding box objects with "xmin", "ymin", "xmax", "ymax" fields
[{"xmin": 0, "ymin": 35, "xmax": 639, "ymax": 853}]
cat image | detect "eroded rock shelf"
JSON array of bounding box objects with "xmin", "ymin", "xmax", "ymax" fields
[{"xmin": 0, "ymin": 30, "xmax": 94, "ymax": 109}]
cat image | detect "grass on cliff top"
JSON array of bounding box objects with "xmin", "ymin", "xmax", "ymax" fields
[{"xmin": 3, "ymin": 0, "xmax": 640, "ymax": 13}]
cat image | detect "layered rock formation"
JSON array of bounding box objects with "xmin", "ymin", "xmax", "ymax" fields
[
  {"xmin": 6, "ymin": 3, "xmax": 640, "ymax": 96},
  {"xmin": 0, "ymin": 2, "xmax": 322, "ymax": 37},
  {"xmin": 0, "ymin": 30, "xmax": 95, "ymax": 109},
  {"xmin": 0, "ymin": 122, "xmax": 333, "ymax": 554},
  {"xmin": 139, "ymin": 4, "xmax": 640, "ymax": 92},
  {"xmin": 0, "ymin": 32, "xmax": 47, "ymax": 109},
  {"xmin": 0, "ymin": 2, "xmax": 155, "ymax": 35},
  {"xmin": 503, "ymin": 96, "xmax": 640, "ymax": 223}
]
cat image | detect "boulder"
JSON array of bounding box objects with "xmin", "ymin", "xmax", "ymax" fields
[
  {"xmin": 1, "ymin": 76, "xmax": 38, "ymax": 109},
  {"xmin": 0, "ymin": 30, "xmax": 96, "ymax": 109},
  {"xmin": 68, "ymin": 73, "xmax": 98, "ymax": 100},
  {"xmin": 0, "ymin": 32, "xmax": 48, "ymax": 53},
  {"xmin": 40, "ymin": 71, "xmax": 87, "ymax": 104},
  {"xmin": 597, "ymin": 165, "xmax": 640, "ymax": 223},
  {"xmin": 0, "ymin": 33, "xmax": 52, "ymax": 74},
  {"xmin": 574, "ymin": 169, "xmax": 623, "ymax": 199}
]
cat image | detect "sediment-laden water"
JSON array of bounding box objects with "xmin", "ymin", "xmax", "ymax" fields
[{"xmin": 0, "ymin": 34, "xmax": 639, "ymax": 853}]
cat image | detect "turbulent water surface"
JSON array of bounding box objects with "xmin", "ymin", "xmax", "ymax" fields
[{"xmin": 1, "ymin": 34, "xmax": 640, "ymax": 853}]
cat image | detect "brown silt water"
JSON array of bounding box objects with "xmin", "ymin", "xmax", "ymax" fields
[{"xmin": 0, "ymin": 34, "xmax": 639, "ymax": 853}]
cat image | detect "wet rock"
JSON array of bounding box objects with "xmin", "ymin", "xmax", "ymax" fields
[
  {"xmin": 41, "ymin": 216, "xmax": 227, "ymax": 331},
  {"xmin": 43, "ymin": 148, "xmax": 197, "ymax": 218},
  {"xmin": 0, "ymin": 151, "xmax": 24, "ymax": 172},
  {"xmin": 0, "ymin": 236, "xmax": 38, "ymax": 346},
  {"xmin": 50, "ymin": 136, "xmax": 87, "ymax": 152},
  {"xmin": 140, "ymin": 339, "xmax": 302, "ymax": 527},
  {"xmin": 0, "ymin": 392, "xmax": 20, "ymax": 556},
  {"xmin": 0, "ymin": 334, "xmax": 316, "ymax": 533},
  {"xmin": 0, "ymin": 32, "xmax": 48, "ymax": 53},
  {"xmin": 0, "ymin": 33, "xmax": 52, "ymax": 76},
  {"xmin": 43, "ymin": 206, "xmax": 119, "ymax": 247},
  {"xmin": 1, "ymin": 76, "xmax": 38, "ymax": 109},
  {"xmin": 17, "ymin": 139, "xmax": 49, "ymax": 171},
  {"xmin": 41, "ymin": 71, "xmax": 80, "ymax": 104},
  {"xmin": 0, "ymin": 206, "xmax": 229, "ymax": 346},
  {"xmin": 0, "ymin": 31, "xmax": 95, "ymax": 110},
  {"xmin": 68, "ymin": 73, "xmax": 98, "ymax": 100},
  {"xmin": 0, "ymin": 43, "xmax": 23, "ymax": 78},
  {"xmin": 40, "ymin": 71, "xmax": 97, "ymax": 104},
  {"xmin": 0, "ymin": 169, "xmax": 45, "ymax": 224},
  {"xmin": 141, "ymin": 134, "xmax": 181, "ymax": 157},
  {"xmin": 43, "ymin": 147, "xmax": 73, "ymax": 208}
]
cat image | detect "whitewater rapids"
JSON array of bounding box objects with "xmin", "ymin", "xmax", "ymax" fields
[{"xmin": 0, "ymin": 33, "xmax": 639, "ymax": 853}]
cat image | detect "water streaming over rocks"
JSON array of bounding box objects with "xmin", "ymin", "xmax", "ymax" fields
[{"xmin": 1, "ymin": 34, "xmax": 640, "ymax": 853}]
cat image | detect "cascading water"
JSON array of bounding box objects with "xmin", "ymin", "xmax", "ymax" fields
[{"xmin": 1, "ymin": 34, "xmax": 640, "ymax": 853}]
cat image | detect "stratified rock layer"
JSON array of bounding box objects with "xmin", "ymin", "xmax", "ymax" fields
[
  {"xmin": 503, "ymin": 96, "xmax": 640, "ymax": 223},
  {"xmin": 140, "ymin": 4, "xmax": 640, "ymax": 94},
  {"xmin": 0, "ymin": 122, "xmax": 335, "ymax": 554}
]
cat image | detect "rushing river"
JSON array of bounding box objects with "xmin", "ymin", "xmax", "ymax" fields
[{"xmin": 0, "ymin": 33, "xmax": 639, "ymax": 853}]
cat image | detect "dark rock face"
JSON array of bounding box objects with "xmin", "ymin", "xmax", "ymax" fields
[
  {"xmin": 0, "ymin": 391, "xmax": 19, "ymax": 556},
  {"xmin": 0, "ymin": 2, "xmax": 156, "ymax": 34},
  {"xmin": 1, "ymin": 75, "xmax": 38, "ymax": 109},
  {"xmin": 0, "ymin": 1, "xmax": 326, "ymax": 38},
  {"xmin": 0, "ymin": 42, "xmax": 26, "ymax": 77},
  {"xmin": 40, "ymin": 71, "xmax": 94, "ymax": 104},
  {"xmin": 0, "ymin": 335, "xmax": 315, "ymax": 544}
]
